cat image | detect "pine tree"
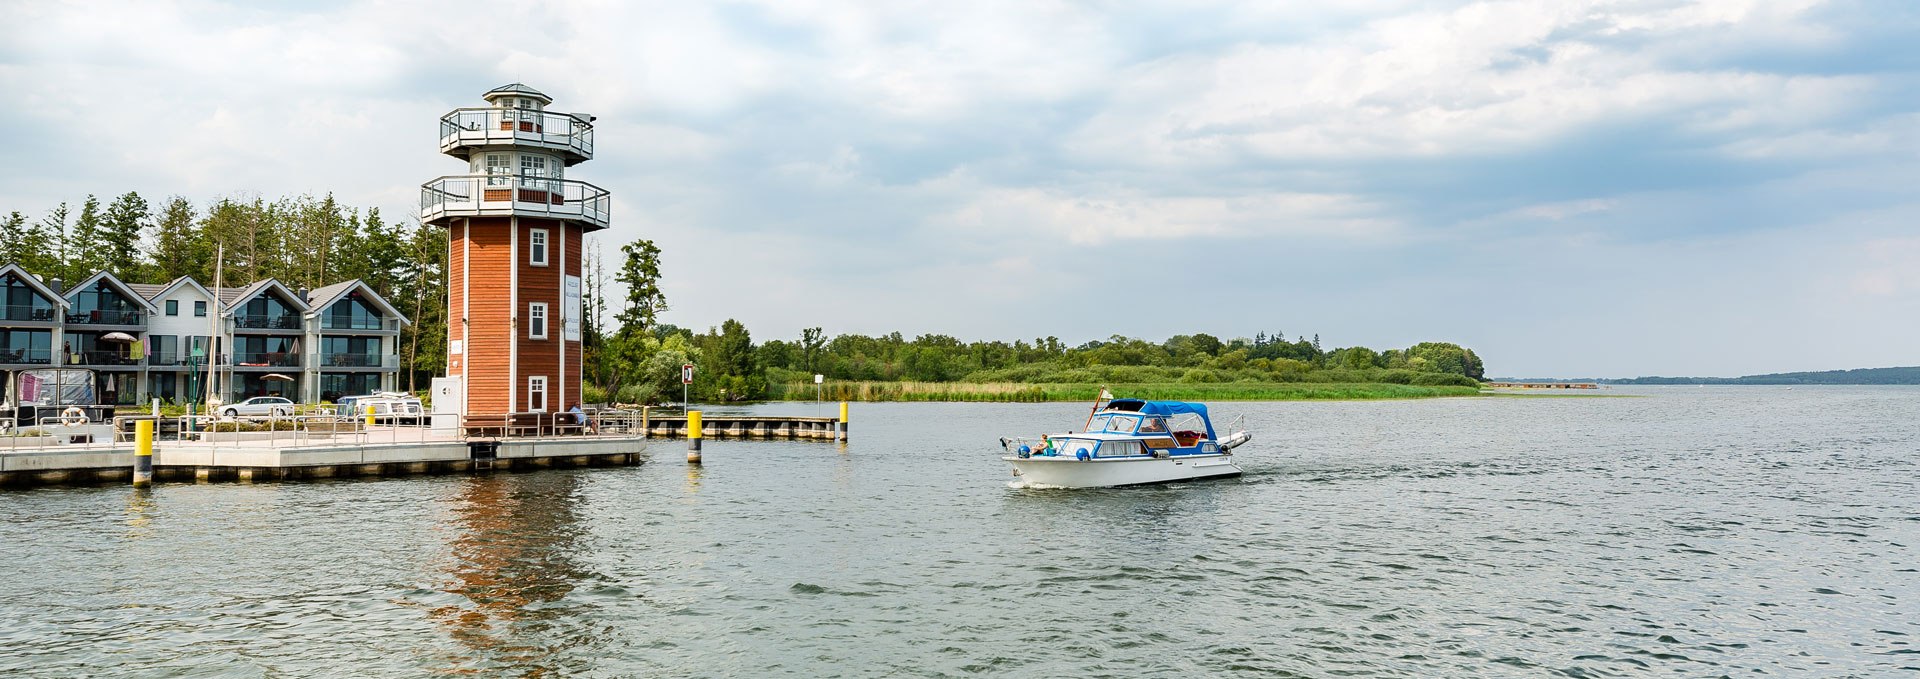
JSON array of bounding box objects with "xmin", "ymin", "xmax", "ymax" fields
[
  {"xmin": 69, "ymin": 195, "xmax": 104, "ymax": 280},
  {"xmin": 152, "ymin": 196, "xmax": 203, "ymax": 283},
  {"xmin": 36, "ymin": 203, "xmax": 69, "ymax": 280},
  {"xmin": 102, "ymin": 191, "xmax": 152, "ymax": 280},
  {"xmin": 0, "ymin": 211, "xmax": 26, "ymax": 266}
]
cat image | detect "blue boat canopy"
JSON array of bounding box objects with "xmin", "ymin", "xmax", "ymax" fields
[{"xmin": 1102, "ymin": 399, "xmax": 1216, "ymax": 439}]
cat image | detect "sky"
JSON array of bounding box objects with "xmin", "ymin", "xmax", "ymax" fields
[{"xmin": 1, "ymin": 0, "xmax": 1915, "ymax": 378}]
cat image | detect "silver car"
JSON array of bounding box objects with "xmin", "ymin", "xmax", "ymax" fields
[{"xmin": 222, "ymin": 396, "xmax": 295, "ymax": 418}]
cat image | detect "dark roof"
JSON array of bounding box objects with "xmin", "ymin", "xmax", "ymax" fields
[
  {"xmin": 125, "ymin": 283, "xmax": 166, "ymax": 301},
  {"xmin": 484, "ymin": 83, "xmax": 551, "ymax": 103}
]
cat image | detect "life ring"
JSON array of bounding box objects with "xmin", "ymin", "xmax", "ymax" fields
[{"xmin": 58, "ymin": 406, "xmax": 88, "ymax": 426}]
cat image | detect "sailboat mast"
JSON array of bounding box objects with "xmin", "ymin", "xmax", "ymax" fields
[{"xmin": 206, "ymin": 245, "xmax": 222, "ymax": 406}]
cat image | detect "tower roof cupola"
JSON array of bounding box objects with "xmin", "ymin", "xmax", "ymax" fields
[{"xmin": 482, "ymin": 83, "xmax": 553, "ymax": 106}]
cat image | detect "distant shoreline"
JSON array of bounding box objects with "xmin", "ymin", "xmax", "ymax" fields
[
  {"xmin": 1495, "ymin": 366, "xmax": 1920, "ymax": 386},
  {"xmin": 767, "ymin": 381, "xmax": 1482, "ymax": 402}
]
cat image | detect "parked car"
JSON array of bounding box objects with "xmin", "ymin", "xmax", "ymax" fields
[
  {"xmin": 222, "ymin": 396, "xmax": 295, "ymax": 419},
  {"xmin": 336, "ymin": 393, "xmax": 425, "ymax": 424}
]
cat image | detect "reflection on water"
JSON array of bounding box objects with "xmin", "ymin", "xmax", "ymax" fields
[{"xmin": 430, "ymin": 474, "xmax": 594, "ymax": 676}]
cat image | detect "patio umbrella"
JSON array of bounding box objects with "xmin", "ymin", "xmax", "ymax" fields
[
  {"xmin": 98, "ymin": 332, "xmax": 137, "ymax": 343},
  {"xmin": 262, "ymin": 373, "xmax": 295, "ymax": 381}
]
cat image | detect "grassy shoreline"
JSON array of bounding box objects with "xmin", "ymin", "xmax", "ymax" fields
[{"xmin": 769, "ymin": 381, "xmax": 1483, "ymax": 402}]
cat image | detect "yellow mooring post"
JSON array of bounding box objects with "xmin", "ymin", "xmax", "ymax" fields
[
  {"xmin": 132, "ymin": 419, "xmax": 155, "ymax": 487},
  {"xmin": 686, "ymin": 410, "xmax": 703, "ymax": 464},
  {"xmin": 366, "ymin": 405, "xmax": 376, "ymax": 427},
  {"xmin": 838, "ymin": 401, "xmax": 849, "ymax": 441}
]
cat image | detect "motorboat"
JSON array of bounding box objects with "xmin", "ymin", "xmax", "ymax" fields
[{"xmin": 1001, "ymin": 397, "xmax": 1251, "ymax": 488}]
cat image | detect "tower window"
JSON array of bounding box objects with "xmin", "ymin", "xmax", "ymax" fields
[
  {"xmin": 528, "ymin": 302, "xmax": 548, "ymax": 339},
  {"xmin": 529, "ymin": 229, "xmax": 548, "ymax": 266},
  {"xmin": 485, "ymin": 154, "xmax": 512, "ymax": 187},
  {"xmin": 528, "ymin": 376, "xmax": 547, "ymax": 413}
]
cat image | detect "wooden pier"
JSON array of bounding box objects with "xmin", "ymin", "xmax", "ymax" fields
[
  {"xmin": 1486, "ymin": 382, "xmax": 1600, "ymax": 390},
  {"xmin": 642, "ymin": 415, "xmax": 843, "ymax": 440}
]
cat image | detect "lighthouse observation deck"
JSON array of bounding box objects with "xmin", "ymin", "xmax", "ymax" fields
[
  {"xmin": 419, "ymin": 175, "xmax": 610, "ymax": 230},
  {"xmin": 438, "ymin": 107, "xmax": 594, "ymax": 165}
]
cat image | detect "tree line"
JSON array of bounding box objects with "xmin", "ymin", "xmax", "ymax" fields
[
  {"xmin": 584, "ymin": 240, "xmax": 1487, "ymax": 403},
  {"xmin": 2, "ymin": 193, "xmax": 449, "ymax": 390},
  {"xmin": 6, "ymin": 194, "xmax": 1489, "ymax": 404}
]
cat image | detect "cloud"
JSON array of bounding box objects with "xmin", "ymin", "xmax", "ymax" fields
[{"xmin": 0, "ymin": 0, "xmax": 1915, "ymax": 376}]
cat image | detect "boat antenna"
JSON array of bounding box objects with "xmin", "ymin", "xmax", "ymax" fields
[{"xmin": 1083, "ymin": 386, "xmax": 1111, "ymax": 430}]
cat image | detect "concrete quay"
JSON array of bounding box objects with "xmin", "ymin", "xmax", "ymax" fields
[{"xmin": 0, "ymin": 431, "xmax": 647, "ymax": 488}]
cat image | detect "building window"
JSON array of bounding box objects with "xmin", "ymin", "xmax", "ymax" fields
[
  {"xmin": 528, "ymin": 376, "xmax": 547, "ymax": 413},
  {"xmin": 193, "ymin": 301, "xmax": 207, "ymax": 317},
  {"xmin": 165, "ymin": 300, "xmax": 178, "ymax": 316},
  {"xmin": 528, "ymin": 302, "xmax": 548, "ymax": 340},
  {"xmin": 520, "ymin": 154, "xmax": 548, "ymax": 188},
  {"xmin": 529, "ymin": 228, "xmax": 548, "ymax": 266},
  {"xmin": 485, "ymin": 154, "xmax": 512, "ymax": 186}
]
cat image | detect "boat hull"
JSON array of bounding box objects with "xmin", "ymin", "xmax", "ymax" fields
[{"xmin": 1004, "ymin": 454, "xmax": 1242, "ymax": 488}]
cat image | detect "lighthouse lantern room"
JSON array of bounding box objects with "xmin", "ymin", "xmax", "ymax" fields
[{"xmin": 422, "ymin": 83, "xmax": 608, "ymax": 424}]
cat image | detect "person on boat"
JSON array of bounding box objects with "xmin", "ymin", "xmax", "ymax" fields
[
  {"xmin": 1038, "ymin": 434, "xmax": 1054, "ymax": 455},
  {"xmin": 1139, "ymin": 417, "xmax": 1167, "ymax": 433}
]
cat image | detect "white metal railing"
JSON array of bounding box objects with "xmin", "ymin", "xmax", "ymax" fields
[
  {"xmin": 419, "ymin": 175, "xmax": 611, "ymax": 229},
  {"xmin": 438, "ymin": 107, "xmax": 594, "ymax": 159},
  {"xmin": 456, "ymin": 409, "xmax": 649, "ymax": 439}
]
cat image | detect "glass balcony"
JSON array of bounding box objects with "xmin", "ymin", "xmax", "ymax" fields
[
  {"xmin": 234, "ymin": 314, "xmax": 302, "ymax": 331},
  {"xmin": 310, "ymin": 353, "xmax": 398, "ymax": 369},
  {"xmin": 233, "ymin": 352, "xmax": 301, "ymax": 368},
  {"xmin": 72, "ymin": 350, "xmax": 142, "ymax": 367},
  {"xmin": 65, "ymin": 309, "xmax": 145, "ymax": 325},
  {"xmin": 439, "ymin": 108, "xmax": 594, "ymax": 164},
  {"xmin": 320, "ymin": 317, "xmax": 402, "ymax": 332},
  {"xmin": 3, "ymin": 305, "xmax": 60, "ymax": 322},
  {"xmin": 0, "ymin": 348, "xmax": 52, "ymax": 364},
  {"xmin": 420, "ymin": 175, "xmax": 611, "ymax": 231}
]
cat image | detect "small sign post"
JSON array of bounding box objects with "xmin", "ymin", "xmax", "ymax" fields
[
  {"xmin": 681, "ymin": 363, "xmax": 694, "ymax": 411},
  {"xmin": 814, "ymin": 373, "xmax": 824, "ymax": 406}
]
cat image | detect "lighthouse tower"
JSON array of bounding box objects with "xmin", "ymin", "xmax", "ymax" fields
[{"xmin": 422, "ymin": 84, "xmax": 607, "ymax": 420}]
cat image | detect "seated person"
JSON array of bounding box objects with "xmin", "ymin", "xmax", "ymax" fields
[{"xmin": 1139, "ymin": 418, "xmax": 1168, "ymax": 433}]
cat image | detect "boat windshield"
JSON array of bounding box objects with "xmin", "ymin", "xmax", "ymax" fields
[
  {"xmin": 1101, "ymin": 415, "xmax": 1140, "ymax": 434},
  {"xmin": 1085, "ymin": 414, "xmax": 1112, "ymax": 432},
  {"xmin": 1057, "ymin": 438, "xmax": 1098, "ymax": 459}
]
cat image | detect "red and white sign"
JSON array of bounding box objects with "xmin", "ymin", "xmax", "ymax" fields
[{"xmin": 682, "ymin": 364, "xmax": 695, "ymax": 384}]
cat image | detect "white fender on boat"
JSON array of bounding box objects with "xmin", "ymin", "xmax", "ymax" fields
[{"xmin": 1218, "ymin": 430, "xmax": 1252, "ymax": 451}]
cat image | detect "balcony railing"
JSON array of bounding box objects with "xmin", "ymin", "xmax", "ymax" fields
[
  {"xmin": 235, "ymin": 314, "xmax": 302, "ymax": 330},
  {"xmin": 421, "ymin": 175, "xmax": 611, "ymax": 230},
  {"xmin": 439, "ymin": 108, "xmax": 594, "ymax": 163},
  {"xmin": 65, "ymin": 309, "xmax": 145, "ymax": 325},
  {"xmin": 311, "ymin": 353, "xmax": 398, "ymax": 369},
  {"xmin": 233, "ymin": 352, "xmax": 301, "ymax": 368},
  {"xmin": 3, "ymin": 305, "xmax": 59, "ymax": 322},
  {"xmin": 0, "ymin": 348, "xmax": 52, "ymax": 364},
  {"xmin": 320, "ymin": 317, "xmax": 402, "ymax": 332},
  {"xmin": 72, "ymin": 350, "xmax": 142, "ymax": 367}
]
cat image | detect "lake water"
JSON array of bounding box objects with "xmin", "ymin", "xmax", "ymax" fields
[{"xmin": 1, "ymin": 387, "xmax": 1916, "ymax": 677}]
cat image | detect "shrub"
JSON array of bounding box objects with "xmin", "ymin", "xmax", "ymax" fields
[{"xmin": 1410, "ymin": 372, "xmax": 1480, "ymax": 387}]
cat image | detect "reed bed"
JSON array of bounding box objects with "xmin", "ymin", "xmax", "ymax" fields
[{"xmin": 770, "ymin": 381, "xmax": 1482, "ymax": 402}]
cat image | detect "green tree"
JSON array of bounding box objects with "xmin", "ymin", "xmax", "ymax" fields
[
  {"xmin": 101, "ymin": 191, "xmax": 150, "ymax": 279},
  {"xmin": 0, "ymin": 212, "xmax": 29, "ymax": 267},
  {"xmin": 151, "ymin": 196, "xmax": 204, "ymax": 283},
  {"xmin": 614, "ymin": 239, "xmax": 666, "ymax": 334},
  {"xmin": 35, "ymin": 202, "xmax": 69, "ymax": 278},
  {"xmin": 69, "ymin": 195, "xmax": 104, "ymax": 279}
]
